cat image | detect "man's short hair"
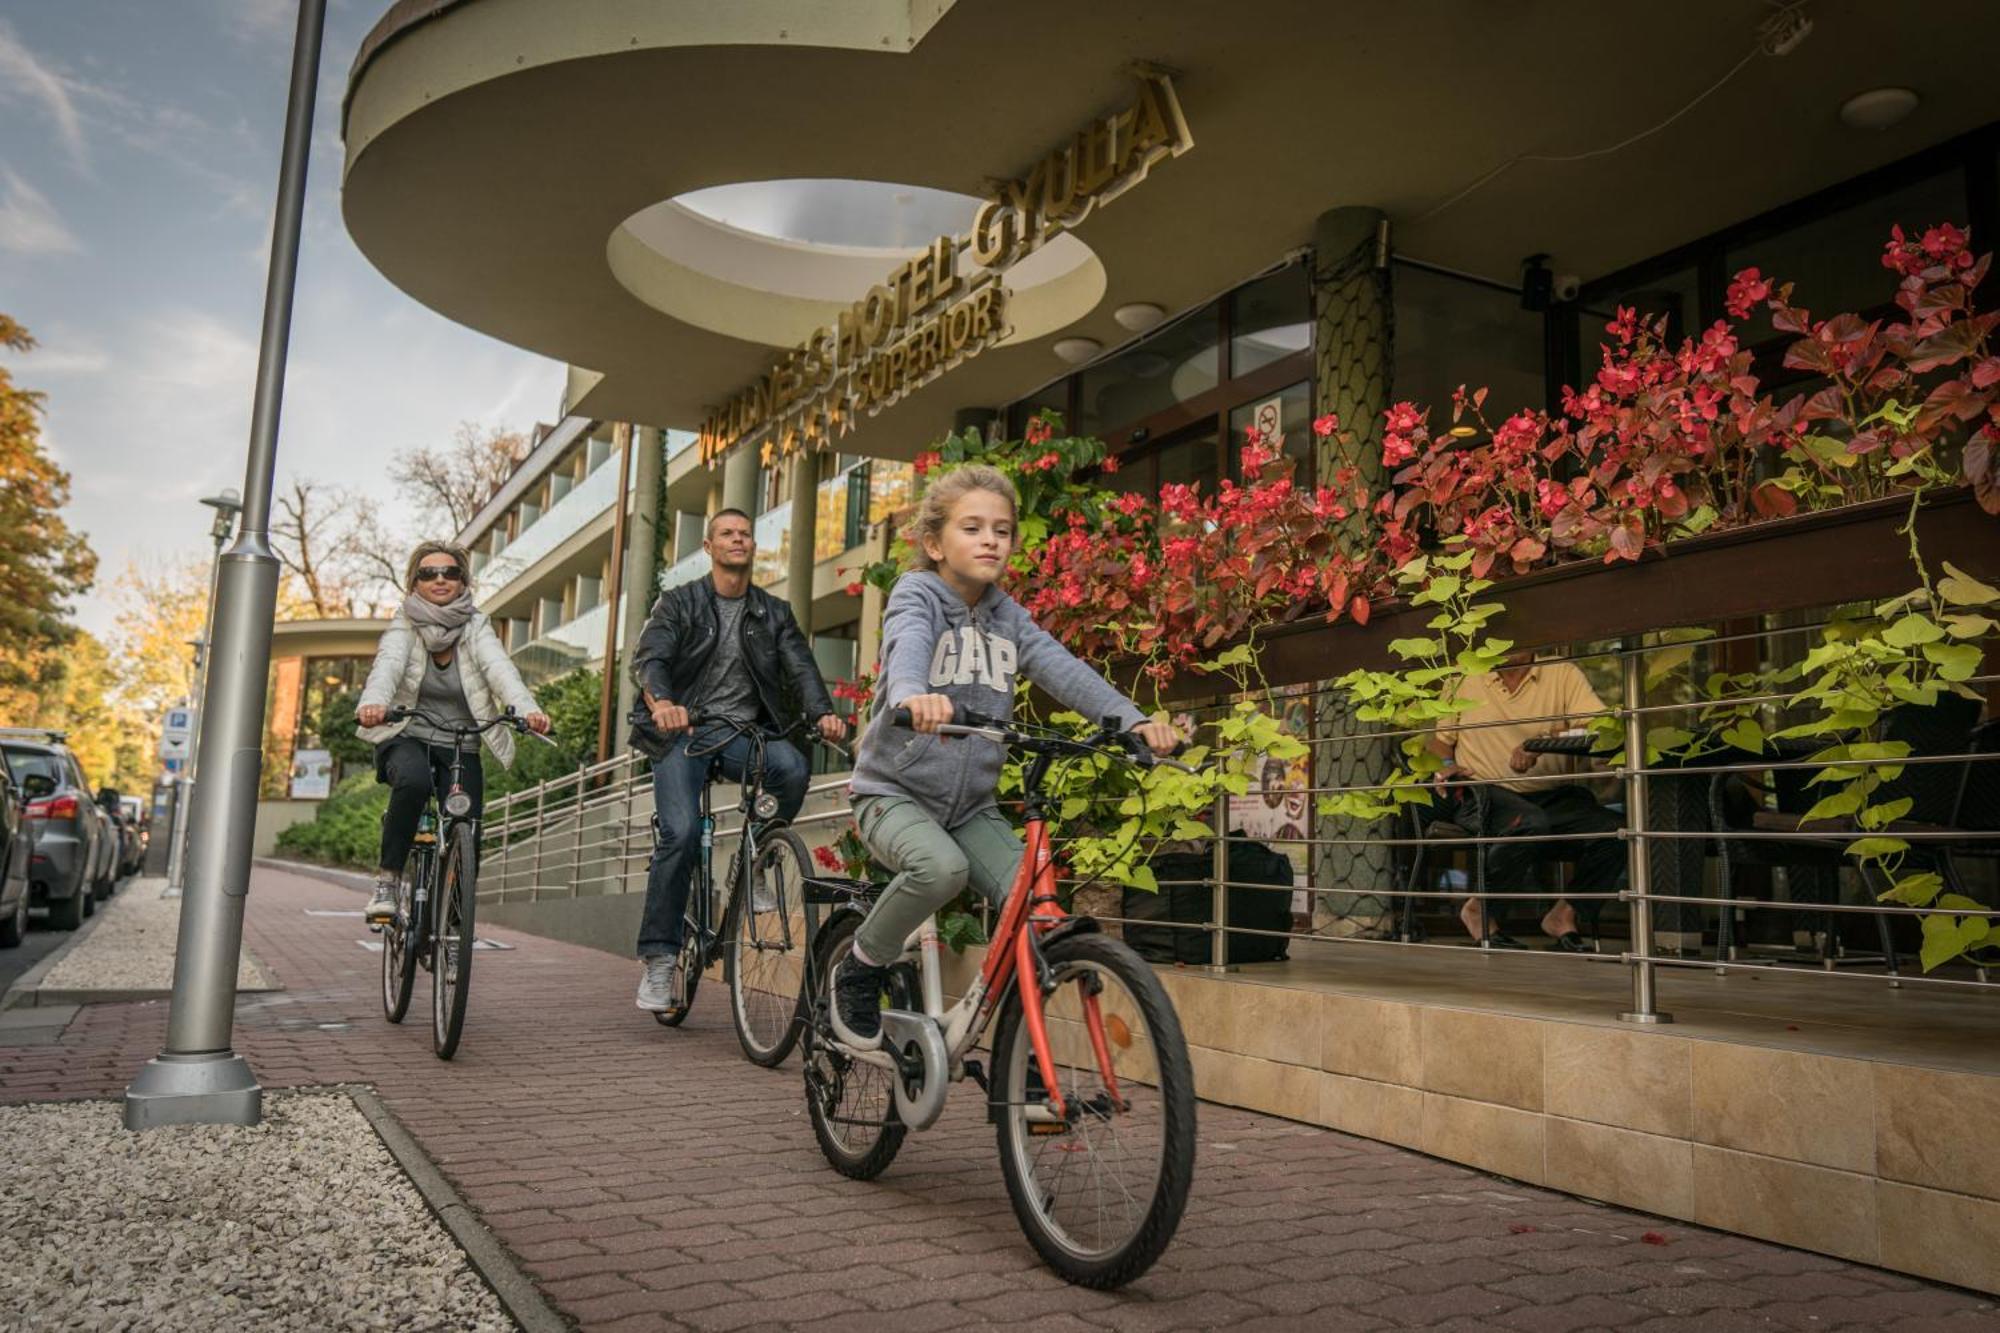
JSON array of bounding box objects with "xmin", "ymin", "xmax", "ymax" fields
[{"xmin": 706, "ymin": 507, "xmax": 753, "ymax": 538}]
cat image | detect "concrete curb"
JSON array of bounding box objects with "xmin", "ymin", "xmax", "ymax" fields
[
  {"xmin": 346, "ymin": 1085, "xmax": 571, "ymax": 1333},
  {"xmin": 0, "ymin": 892, "xmax": 114, "ymax": 1010}
]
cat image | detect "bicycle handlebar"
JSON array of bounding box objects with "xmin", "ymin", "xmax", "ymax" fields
[
  {"xmin": 883, "ymin": 707, "xmax": 1193, "ymax": 774},
  {"xmin": 386, "ymin": 705, "xmax": 559, "ymax": 748}
]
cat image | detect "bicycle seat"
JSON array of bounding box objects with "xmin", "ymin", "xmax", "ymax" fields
[{"xmin": 802, "ymin": 875, "xmax": 883, "ymax": 905}]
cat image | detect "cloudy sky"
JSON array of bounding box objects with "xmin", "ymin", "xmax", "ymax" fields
[{"xmin": 0, "ymin": 0, "xmax": 566, "ymax": 634}]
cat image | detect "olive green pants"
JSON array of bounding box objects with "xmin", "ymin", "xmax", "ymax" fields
[{"xmin": 851, "ymin": 795, "xmax": 1023, "ymax": 964}]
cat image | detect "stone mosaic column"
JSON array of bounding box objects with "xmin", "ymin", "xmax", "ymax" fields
[{"xmin": 1310, "ymin": 206, "xmax": 1397, "ymax": 937}]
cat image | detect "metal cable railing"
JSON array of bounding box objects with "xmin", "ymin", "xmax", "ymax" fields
[{"xmin": 476, "ymin": 625, "xmax": 2000, "ymax": 1020}]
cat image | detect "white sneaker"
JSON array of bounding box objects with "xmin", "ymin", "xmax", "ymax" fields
[
  {"xmin": 636, "ymin": 955, "xmax": 681, "ymax": 1012},
  {"xmin": 364, "ymin": 875, "xmax": 398, "ymax": 927}
]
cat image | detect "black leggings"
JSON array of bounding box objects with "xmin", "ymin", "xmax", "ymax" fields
[{"xmin": 376, "ymin": 739, "xmax": 484, "ymax": 873}]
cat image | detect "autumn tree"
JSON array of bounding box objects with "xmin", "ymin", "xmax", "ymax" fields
[
  {"xmin": 0, "ymin": 314, "xmax": 97, "ymax": 691},
  {"xmin": 393, "ymin": 422, "xmax": 527, "ymax": 537}
]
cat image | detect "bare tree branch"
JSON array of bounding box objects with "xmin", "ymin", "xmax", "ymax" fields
[{"xmin": 392, "ymin": 422, "xmax": 529, "ymax": 538}]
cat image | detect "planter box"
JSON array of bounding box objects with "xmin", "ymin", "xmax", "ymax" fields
[{"xmin": 1156, "ymin": 489, "xmax": 1998, "ymax": 701}]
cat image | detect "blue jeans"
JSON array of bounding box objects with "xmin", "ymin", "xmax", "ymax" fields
[{"xmin": 637, "ymin": 725, "xmax": 809, "ymax": 958}]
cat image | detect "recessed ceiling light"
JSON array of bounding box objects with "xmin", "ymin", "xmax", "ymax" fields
[
  {"xmin": 1113, "ymin": 303, "xmax": 1165, "ymax": 332},
  {"xmin": 1838, "ymin": 87, "xmax": 1919, "ymax": 132},
  {"xmin": 1052, "ymin": 337, "xmax": 1102, "ymax": 365}
]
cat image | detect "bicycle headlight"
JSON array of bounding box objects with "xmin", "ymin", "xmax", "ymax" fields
[
  {"xmin": 444, "ymin": 791, "xmax": 473, "ymax": 818},
  {"xmin": 753, "ymin": 792, "xmax": 781, "ymax": 821}
]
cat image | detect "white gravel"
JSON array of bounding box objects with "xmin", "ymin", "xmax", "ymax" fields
[
  {"xmin": 37, "ymin": 880, "xmax": 274, "ymax": 995},
  {"xmin": 0, "ymin": 1092, "xmax": 514, "ymax": 1332}
]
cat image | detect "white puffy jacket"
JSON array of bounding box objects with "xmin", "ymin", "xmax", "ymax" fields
[{"xmin": 356, "ymin": 611, "xmax": 539, "ymax": 769}]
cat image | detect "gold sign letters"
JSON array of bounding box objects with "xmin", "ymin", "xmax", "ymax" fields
[{"xmin": 698, "ymin": 70, "xmax": 1193, "ymax": 466}]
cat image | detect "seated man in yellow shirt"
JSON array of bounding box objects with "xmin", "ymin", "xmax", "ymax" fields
[{"xmin": 1431, "ymin": 650, "xmax": 1625, "ymax": 950}]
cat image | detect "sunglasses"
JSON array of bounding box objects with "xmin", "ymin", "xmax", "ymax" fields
[{"xmin": 413, "ymin": 565, "xmax": 465, "ymax": 584}]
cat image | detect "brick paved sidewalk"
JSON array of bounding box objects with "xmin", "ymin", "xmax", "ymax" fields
[{"xmin": 2, "ymin": 866, "xmax": 1993, "ymax": 1332}]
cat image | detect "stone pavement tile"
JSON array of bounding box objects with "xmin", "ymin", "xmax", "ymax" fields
[
  {"xmin": 1486, "ymin": 1265, "xmax": 1651, "ymax": 1304},
  {"xmin": 541, "ymin": 1272, "xmax": 642, "ymax": 1304},
  {"xmin": 1495, "ymin": 1294, "xmax": 1663, "ymax": 1332},
  {"xmin": 682, "ymin": 1291, "xmax": 868, "ymax": 1331},
  {"xmin": 10, "ymin": 866, "xmax": 1999, "ymax": 1333},
  {"xmin": 1375, "ymin": 1255, "xmax": 1524, "ymax": 1294},
  {"xmin": 1359, "ymin": 1284, "xmax": 1528, "ymax": 1327},
  {"xmin": 1624, "ymin": 1279, "xmax": 1777, "ymax": 1316},
  {"xmin": 794, "ymin": 1300, "xmax": 977, "ymax": 1332},
  {"xmin": 1228, "ymin": 1315, "xmax": 1392, "ymax": 1333},
  {"xmin": 1245, "ymin": 1275, "xmax": 1401, "ymax": 1315},
  {"xmin": 1088, "ymin": 1291, "xmax": 1271, "ymax": 1332}
]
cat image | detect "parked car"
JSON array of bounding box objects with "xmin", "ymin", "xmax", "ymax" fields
[
  {"xmin": 0, "ymin": 749, "xmax": 32, "ymax": 947},
  {"xmin": 0, "ymin": 730, "xmax": 114, "ymax": 930},
  {"xmin": 117, "ymin": 794, "xmax": 150, "ymax": 876},
  {"xmin": 100, "ymin": 789, "xmax": 142, "ymax": 878}
]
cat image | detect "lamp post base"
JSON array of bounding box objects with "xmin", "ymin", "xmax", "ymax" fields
[{"xmin": 123, "ymin": 1051, "xmax": 263, "ymax": 1129}]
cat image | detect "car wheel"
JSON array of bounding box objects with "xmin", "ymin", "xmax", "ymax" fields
[
  {"xmin": 81, "ymin": 885, "xmax": 95, "ymax": 918},
  {"xmin": 48, "ymin": 889, "xmax": 83, "ymax": 931},
  {"xmin": 0, "ymin": 892, "xmax": 26, "ymax": 947}
]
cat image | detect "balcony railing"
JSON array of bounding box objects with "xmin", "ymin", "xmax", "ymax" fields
[
  {"xmin": 512, "ymin": 601, "xmax": 610, "ymax": 686},
  {"xmin": 660, "ymin": 548, "xmax": 710, "ymax": 592},
  {"xmin": 479, "ymin": 453, "xmax": 622, "ymax": 596}
]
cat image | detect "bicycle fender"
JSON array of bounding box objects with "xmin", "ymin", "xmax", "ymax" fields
[{"xmin": 878, "ymin": 1009, "xmax": 949, "ymax": 1131}]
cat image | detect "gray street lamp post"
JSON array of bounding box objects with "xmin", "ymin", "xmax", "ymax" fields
[
  {"xmin": 125, "ymin": 0, "xmax": 326, "ymax": 1129},
  {"xmin": 164, "ymin": 489, "xmax": 242, "ymax": 899}
]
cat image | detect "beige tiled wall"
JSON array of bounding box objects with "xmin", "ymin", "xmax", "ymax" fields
[{"xmin": 1154, "ymin": 968, "xmax": 2000, "ymax": 1295}]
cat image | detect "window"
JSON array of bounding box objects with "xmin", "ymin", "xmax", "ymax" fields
[
  {"xmin": 1076, "ymin": 303, "xmax": 1219, "ymax": 440},
  {"xmin": 1009, "ymin": 380, "xmax": 1069, "ymax": 437},
  {"xmin": 1230, "ymin": 266, "xmax": 1311, "ymax": 377},
  {"xmin": 1580, "ymin": 266, "xmax": 1701, "ymax": 346},
  {"xmin": 1725, "ymin": 171, "xmax": 1968, "ymax": 351},
  {"xmin": 1393, "ymin": 264, "xmax": 1549, "ymax": 427},
  {"xmin": 2, "ymin": 748, "xmax": 61, "ymax": 788},
  {"xmin": 1227, "ymin": 380, "xmax": 1313, "ymax": 482}
]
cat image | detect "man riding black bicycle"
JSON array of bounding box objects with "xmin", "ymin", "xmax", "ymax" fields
[{"xmin": 628, "ymin": 508, "xmax": 847, "ymax": 1013}]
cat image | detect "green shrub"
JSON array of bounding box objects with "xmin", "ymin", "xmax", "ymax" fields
[
  {"xmin": 274, "ymin": 666, "xmax": 610, "ymax": 868},
  {"xmin": 275, "ymin": 772, "xmax": 388, "ymax": 869}
]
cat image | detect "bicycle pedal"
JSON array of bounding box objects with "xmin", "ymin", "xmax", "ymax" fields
[{"xmin": 963, "ymin": 1057, "xmax": 988, "ymax": 1093}]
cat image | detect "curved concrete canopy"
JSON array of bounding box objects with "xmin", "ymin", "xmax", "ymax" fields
[
  {"xmin": 344, "ymin": 0, "xmax": 2000, "ymax": 460},
  {"xmin": 607, "ymin": 190, "xmax": 1103, "ymax": 348}
]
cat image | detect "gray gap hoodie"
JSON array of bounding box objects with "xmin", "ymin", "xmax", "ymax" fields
[{"xmin": 850, "ymin": 570, "xmax": 1148, "ymax": 829}]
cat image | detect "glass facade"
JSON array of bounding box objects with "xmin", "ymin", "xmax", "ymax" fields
[
  {"xmin": 1392, "ymin": 264, "xmax": 1549, "ymax": 427},
  {"xmin": 1075, "ymin": 303, "xmax": 1221, "ymax": 441}
]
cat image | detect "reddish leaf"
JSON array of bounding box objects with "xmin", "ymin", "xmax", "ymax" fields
[
  {"xmin": 1751, "ymin": 481, "xmax": 1798, "ymax": 518},
  {"xmin": 1966, "ymin": 435, "xmax": 1999, "ymax": 514},
  {"xmin": 1908, "ymin": 321, "xmax": 1985, "ymax": 373},
  {"xmin": 1641, "ymin": 1231, "xmax": 1670, "ymax": 1246},
  {"xmin": 1971, "ymin": 357, "xmax": 2000, "ymax": 390},
  {"xmin": 1507, "ymin": 1223, "xmax": 1538, "ymax": 1235},
  {"xmin": 1917, "ymin": 377, "xmax": 1989, "ymax": 433},
  {"xmin": 1349, "ymin": 595, "xmax": 1371, "ymax": 626}
]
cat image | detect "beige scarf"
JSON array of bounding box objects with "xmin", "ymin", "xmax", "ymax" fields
[{"xmin": 401, "ymin": 590, "xmax": 475, "ymax": 654}]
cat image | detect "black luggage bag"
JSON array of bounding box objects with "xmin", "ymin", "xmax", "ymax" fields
[{"xmin": 1121, "ymin": 835, "xmax": 1295, "ymax": 965}]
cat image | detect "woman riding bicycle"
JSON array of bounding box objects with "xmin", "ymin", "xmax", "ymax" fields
[
  {"xmin": 840, "ymin": 464, "xmax": 1176, "ymax": 1042},
  {"xmin": 355, "ymin": 541, "xmax": 549, "ymax": 923}
]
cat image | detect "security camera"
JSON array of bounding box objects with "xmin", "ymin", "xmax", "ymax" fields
[{"xmin": 1553, "ymin": 274, "xmax": 1582, "ymax": 303}]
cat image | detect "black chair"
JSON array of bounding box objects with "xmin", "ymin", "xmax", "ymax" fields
[
  {"xmin": 1396, "ymin": 786, "xmax": 1487, "ymax": 943},
  {"xmin": 1709, "ymin": 697, "xmax": 1982, "ymax": 972}
]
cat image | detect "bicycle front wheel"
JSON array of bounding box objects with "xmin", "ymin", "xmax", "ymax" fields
[
  {"xmin": 431, "ymin": 823, "xmax": 477, "ymax": 1059},
  {"xmin": 727, "ymin": 830, "xmax": 810, "ymax": 1066},
  {"xmin": 991, "ymin": 932, "xmax": 1196, "ymax": 1289},
  {"xmin": 381, "ymin": 845, "xmax": 428, "ymax": 1023}
]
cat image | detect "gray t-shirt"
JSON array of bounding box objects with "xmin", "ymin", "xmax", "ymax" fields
[
  {"xmin": 684, "ymin": 594, "xmax": 758, "ymax": 727},
  {"xmin": 406, "ymin": 652, "xmax": 479, "ymax": 751}
]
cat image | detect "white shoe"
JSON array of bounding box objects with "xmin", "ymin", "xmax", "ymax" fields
[
  {"xmin": 364, "ymin": 876, "xmax": 398, "ymax": 927},
  {"xmin": 636, "ymin": 955, "xmax": 681, "ymax": 1012}
]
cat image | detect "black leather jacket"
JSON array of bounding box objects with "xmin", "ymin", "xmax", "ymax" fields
[{"xmin": 627, "ymin": 578, "xmax": 835, "ymax": 758}]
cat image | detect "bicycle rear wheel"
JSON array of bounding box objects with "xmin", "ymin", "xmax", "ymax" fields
[
  {"xmin": 802, "ymin": 911, "xmax": 906, "ymax": 1179},
  {"xmin": 727, "ymin": 830, "xmax": 810, "ymax": 1066},
  {"xmin": 381, "ymin": 845, "xmax": 428, "ymax": 1023},
  {"xmin": 991, "ymin": 932, "xmax": 1196, "ymax": 1289},
  {"xmin": 430, "ymin": 823, "xmax": 477, "ymax": 1059}
]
